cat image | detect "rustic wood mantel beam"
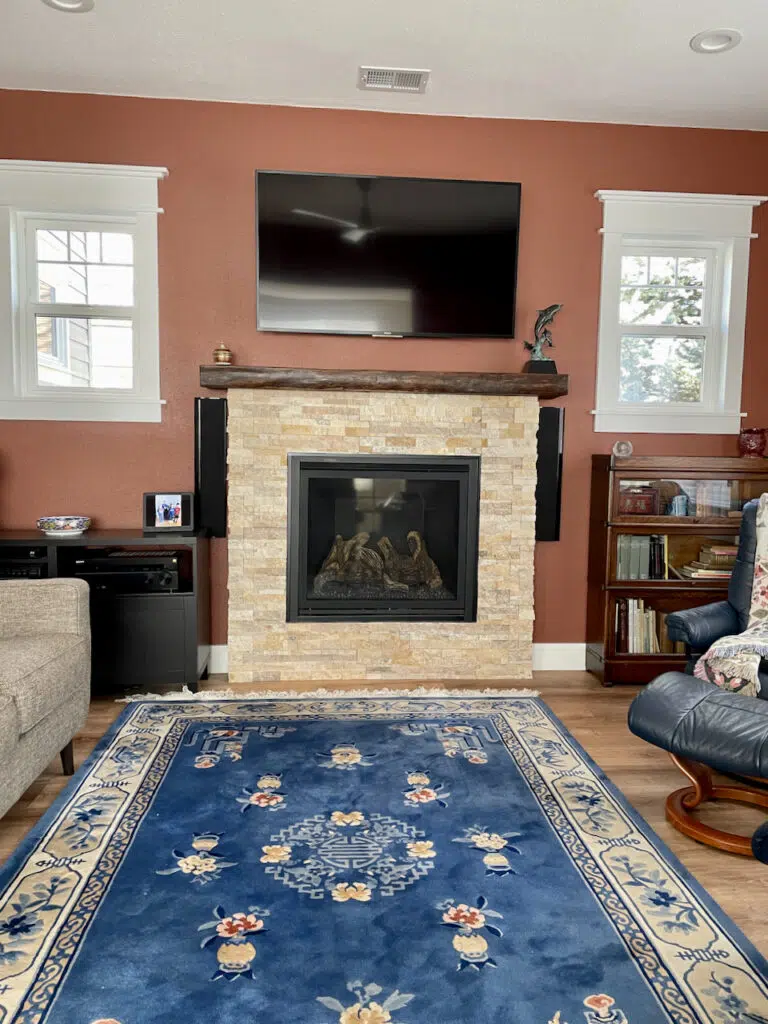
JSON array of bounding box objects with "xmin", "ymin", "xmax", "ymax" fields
[{"xmin": 199, "ymin": 365, "xmax": 569, "ymax": 399}]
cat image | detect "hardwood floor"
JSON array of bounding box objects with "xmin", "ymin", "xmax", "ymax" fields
[{"xmin": 1, "ymin": 671, "xmax": 766, "ymax": 954}]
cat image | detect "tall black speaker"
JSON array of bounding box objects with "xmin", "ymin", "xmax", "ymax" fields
[
  {"xmin": 535, "ymin": 407, "xmax": 564, "ymax": 542},
  {"xmin": 194, "ymin": 397, "xmax": 228, "ymax": 538}
]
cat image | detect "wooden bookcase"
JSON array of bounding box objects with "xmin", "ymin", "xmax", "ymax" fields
[{"xmin": 587, "ymin": 455, "xmax": 768, "ymax": 686}]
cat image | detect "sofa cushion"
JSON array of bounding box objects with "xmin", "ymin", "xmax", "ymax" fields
[
  {"xmin": 0, "ymin": 635, "xmax": 89, "ymax": 735},
  {"xmin": 0, "ymin": 691, "xmax": 18, "ymax": 765}
]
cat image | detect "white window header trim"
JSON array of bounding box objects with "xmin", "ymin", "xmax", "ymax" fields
[{"xmin": 0, "ymin": 161, "xmax": 168, "ymax": 216}]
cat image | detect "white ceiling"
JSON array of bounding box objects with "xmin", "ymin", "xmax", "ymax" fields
[{"xmin": 3, "ymin": 0, "xmax": 768, "ymax": 130}]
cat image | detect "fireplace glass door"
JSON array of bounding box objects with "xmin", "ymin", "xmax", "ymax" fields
[{"xmin": 287, "ymin": 455, "xmax": 480, "ymax": 621}]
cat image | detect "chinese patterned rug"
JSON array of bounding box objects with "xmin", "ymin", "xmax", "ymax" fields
[{"xmin": 0, "ymin": 693, "xmax": 767, "ymax": 1024}]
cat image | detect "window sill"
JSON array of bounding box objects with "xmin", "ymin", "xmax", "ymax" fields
[
  {"xmin": 0, "ymin": 395, "xmax": 164, "ymax": 422},
  {"xmin": 593, "ymin": 409, "xmax": 742, "ymax": 434}
]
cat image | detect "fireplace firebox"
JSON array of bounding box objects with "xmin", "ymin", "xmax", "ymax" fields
[{"xmin": 286, "ymin": 454, "xmax": 480, "ymax": 622}]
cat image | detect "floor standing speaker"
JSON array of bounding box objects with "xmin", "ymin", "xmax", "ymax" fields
[
  {"xmin": 194, "ymin": 397, "xmax": 228, "ymax": 538},
  {"xmin": 535, "ymin": 407, "xmax": 564, "ymax": 542}
]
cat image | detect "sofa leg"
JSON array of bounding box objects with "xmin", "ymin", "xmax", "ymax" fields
[
  {"xmin": 666, "ymin": 754, "xmax": 768, "ymax": 857},
  {"xmin": 60, "ymin": 741, "xmax": 75, "ymax": 776}
]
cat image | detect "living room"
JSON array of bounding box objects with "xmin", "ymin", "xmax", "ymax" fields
[{"xmin": 0, "ymin": 2, "xmax": 767, "ymax": 1022}]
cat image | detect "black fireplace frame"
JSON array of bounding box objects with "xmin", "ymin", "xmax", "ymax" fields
[{"xmin": 286, "ymin": 453, "xmax": 480, "ymax": 623}]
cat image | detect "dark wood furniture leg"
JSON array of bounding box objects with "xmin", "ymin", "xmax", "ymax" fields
[
  {"xmin": 60, "ymin": 741, "xmax": 75, "ymax": 776},
  {"xmin": 666, "ymin": 754, "xmax": 768, "ymax": 857}
]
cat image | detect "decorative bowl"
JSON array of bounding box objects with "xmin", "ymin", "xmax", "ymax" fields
[{"xmin": 36, "ymin": 516, "xmax": 91, "ymax": 538}]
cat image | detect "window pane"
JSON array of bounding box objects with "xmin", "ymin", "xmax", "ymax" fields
[
  {"xmin": 678, "ymin": 256, "xmax": 707, "ymax": 284},
  {"xmin": 648, "ymin": 255, "xmax": 676, "ymax": 285},
  {"xmin": 36, "ymin": 230, "xmax": 68, "ymax": 262},
  {"xmin": 620, "ymin": 256, "xmax": 648, "ymax": 286},
  {"xmin": 101, "ymin": 233, "xmax": 133, "ymax": 264},
  {"xmin": 620, "ymin": 287, "xmax": 703, "ymax": 325},
  {"xmin": 35, "ymin": 317, "xmax": 133, "ymax": 389},
  {"xmin": 619, "ymin": 335, "xmax": 705, "ymax": 404},
  {"xmin": 620, "ymin": 253, "xmax": 707, "ymax": 326},
  {"xmin": 35, "ymin": 229, "xmax": 134, "ymax": 305}
]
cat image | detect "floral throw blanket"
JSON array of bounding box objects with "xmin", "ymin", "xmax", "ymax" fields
[{"xmin": 694, "ymin": 493, "xmax": 768, "ymax": 697}]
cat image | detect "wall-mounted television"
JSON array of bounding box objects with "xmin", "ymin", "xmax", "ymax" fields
[{"xmin": 256, "ymin": 171, "xmax": 521, "ymax": 338}]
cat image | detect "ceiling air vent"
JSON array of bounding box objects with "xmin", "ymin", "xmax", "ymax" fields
[{"xmin": 357, "ymin": 67, "xmax": 430, "ymax": 94}]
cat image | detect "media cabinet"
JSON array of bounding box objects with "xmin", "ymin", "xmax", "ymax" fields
[{"xmin": 0, "ymin": 530, "xmax": 210, "ymax": 694}]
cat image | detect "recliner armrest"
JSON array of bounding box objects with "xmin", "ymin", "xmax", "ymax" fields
[{"xmin": 665, "ymin": 600, "xmax": 738, "ymax": 649}]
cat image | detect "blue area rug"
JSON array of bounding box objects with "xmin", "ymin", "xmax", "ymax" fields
[{"xmin": 0, "ymin": 692, "xmax": 767, "ymax": 1024}]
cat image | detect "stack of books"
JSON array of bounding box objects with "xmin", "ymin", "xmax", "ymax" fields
[
  {"xmin": 616, "ymin": 534, "xmax": 667, "ymax": 580},
  {"xmin": 669, "ymin": 543, "xmax": 737, "ymax": 582},
  {"xmin": 614, "ymin": 597, "xmax": 686, "ymax": 655}
]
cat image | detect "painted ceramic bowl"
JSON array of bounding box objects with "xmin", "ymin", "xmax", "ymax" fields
[{"xmin": 36, "ymin": 516, "xmax": 91, "ymax": 538}]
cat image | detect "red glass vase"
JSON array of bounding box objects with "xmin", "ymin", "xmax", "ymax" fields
[{"xmin": 738, "ymin": 427, "xmax": 767, "ymax": 458}]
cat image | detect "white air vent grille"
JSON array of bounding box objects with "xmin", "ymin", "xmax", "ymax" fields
[{"xmin": 358, "ymin": 67, "xmax": 430, "ymax": 93}]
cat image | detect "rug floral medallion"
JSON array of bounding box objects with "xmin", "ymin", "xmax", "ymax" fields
[{"xmin": 0, "ymin": 695, "xmax": 766, "ymax": 1024}]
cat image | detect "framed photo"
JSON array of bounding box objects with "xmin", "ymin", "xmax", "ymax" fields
[{"xmin": 143, "ymin": 492, "xmax": 195, "ymax": 534}]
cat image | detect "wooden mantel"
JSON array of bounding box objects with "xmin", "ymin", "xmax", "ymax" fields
[{"xmin": 199, "ymin": 364, "xmax": 569, "ymax": 399}]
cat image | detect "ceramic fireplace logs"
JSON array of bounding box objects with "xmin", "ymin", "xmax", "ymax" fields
[
  {"xmin": 314, "ymin": 531, "xmax": 444, "ymax": 595},
  {"xmin": 378, "ymin": 532, "xmax": 443, "ymax": 590}
]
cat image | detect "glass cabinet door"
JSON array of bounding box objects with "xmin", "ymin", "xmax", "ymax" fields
[
  {"xmin": 614, "ymin": 476, "xmax": 766, "ymax": 521},
  {"xmin": 613, "ymin": 532, "xmax": 736, "ymax": 583}
]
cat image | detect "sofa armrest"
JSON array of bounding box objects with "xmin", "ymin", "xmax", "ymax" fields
[
  {"xmin": 0, "ymin": 578, "xmax": 90, "ymax": 640},
  {"xmin": 665, "ymin": 600, "xmax": 738, "ymax": 649}
]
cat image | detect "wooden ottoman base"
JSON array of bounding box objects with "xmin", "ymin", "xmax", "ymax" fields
[{"xmin": 666, "ymin": 755, "xmax": 768, "ymax": 857}]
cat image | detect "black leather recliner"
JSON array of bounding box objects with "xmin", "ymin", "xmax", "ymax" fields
[
  {"xmin": 628, "ymin": 498, "xmax": 768, "ymax": 861},
  {"xmin": 665, "ymin": 498, "xmax": 768, "ymax": 699}
]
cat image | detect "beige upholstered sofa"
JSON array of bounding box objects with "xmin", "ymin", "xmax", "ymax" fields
[{"xmin": 0, "ymin": 578, "xmax": 91, "ymax": 819}]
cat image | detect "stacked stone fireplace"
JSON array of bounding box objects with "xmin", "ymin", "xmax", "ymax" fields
[{"xmin": 226, "ymin": 385, "xmax": 539, "ymax": 682}]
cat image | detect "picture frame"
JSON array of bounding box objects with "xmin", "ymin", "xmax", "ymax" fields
[{"xmin": 143, "ymin": 492, "xmax": 195, "ymax": 534}]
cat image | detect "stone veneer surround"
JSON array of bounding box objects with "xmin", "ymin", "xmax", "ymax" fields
[{"xmin": 227, "ymin": 388, "xmax": 538, "ymax": 682}]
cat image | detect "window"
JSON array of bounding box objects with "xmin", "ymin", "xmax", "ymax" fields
[
  {"xmin": 593, "ymin": 191, "xmax": 765, "ymax": 434},
  {"xmin": 0, "ymin": 161, "xmax": 167, "ymax": 421}
]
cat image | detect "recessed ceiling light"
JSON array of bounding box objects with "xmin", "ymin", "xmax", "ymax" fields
[
  {"xmin": 689, "ymin": 28, "xmax": 742, "ymax": 54},
  {"xmin": 40, "ymin": 0, "xmax": 95, "ymax": 11}
]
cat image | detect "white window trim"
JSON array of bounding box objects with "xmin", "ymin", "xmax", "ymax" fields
[
  {"xmin": 593, "ymin": 190, "xmax": 766, "ymax": 434},
  {"xmin": 0, "ymin": 160, "xmax": 168, "ymax": 422}
]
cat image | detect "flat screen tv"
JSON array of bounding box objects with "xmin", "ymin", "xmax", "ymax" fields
[{"xmin": 256, "ymin": 171, "xmax": 521, "ymax": 338}]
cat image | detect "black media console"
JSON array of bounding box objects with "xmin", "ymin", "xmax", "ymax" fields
[{"xmin": 0, "ymin": 530, "xmax": 210, "ymax": 694}]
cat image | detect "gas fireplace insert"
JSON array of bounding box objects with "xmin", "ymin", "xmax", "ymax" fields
[{"xmin": 286, "ymin": 454, "xmax": 480, "ymax": 622}]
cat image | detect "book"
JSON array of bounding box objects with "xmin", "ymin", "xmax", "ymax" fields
[
  {"xmin": 690, "ymin": 559, "xmax": 734, "ymax": 570},
  {"xmin": 649, "ymin": 534, "xmax": 667, "ymax": 579},
  {"xmin": 648, "ymin": 609, "xmax": 659, "ymax": 653},
  {"xmin": 635, "ymin": 598, "xmax": 645, "ymax": 653},
  {"xmin": 628, "ymin": 536, "xmax": 642, "ymax": 580},
  {"xmin": 672, "ymin": 566, "xmax": 731, "ymax": 580},
  {"xmin": 616, "ymin": 598, "xmax": 628, "ymax": 653},
  {"xmin": 638, "ymin": 536, "xmax": 651, "ymax": 580},
  {"xmin": 707, "ymin": 545, "xmax": 738, "ymax": 556},
  {"xmin": 696, "ymin": 554, "xmax": 735, "ymax": 567}
]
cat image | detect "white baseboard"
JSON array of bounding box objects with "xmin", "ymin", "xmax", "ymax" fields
[
  {"xmin": 207, "ymin": 642, "xmax": 586, "ymax": 676},
  {"xmin": 532, "ymin": 643, "xmax": 587, "ymax": 671},
  {"xmin": 209, "ymin": 644, "xmax": 230, "ymax": 675}
]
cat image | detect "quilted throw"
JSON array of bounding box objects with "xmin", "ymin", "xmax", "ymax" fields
[
  {"xmin": 0, "ymin": 694, "xmax": 767, "ymax": 1024},
  {"xmin": 694, "ymin": 492, "xmax": 768, "ymax": 696}
]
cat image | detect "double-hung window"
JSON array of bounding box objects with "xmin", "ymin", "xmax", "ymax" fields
[
  {"xmin": 0, "ymin": 161, "xmax": 167, "ymax": 421},
  {"xmin": 593, "ymin": 191, "xmax": 765, "ymax": 433}
]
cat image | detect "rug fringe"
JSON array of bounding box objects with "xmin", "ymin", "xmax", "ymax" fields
[{"xmin": 116, "ymin": 685, "xmax": 541, "ymax": 703}]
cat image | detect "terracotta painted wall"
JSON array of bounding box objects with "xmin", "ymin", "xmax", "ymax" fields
[{"xmin": 1, "ymin": 89, "xmax": 767, "ymax": 648}]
